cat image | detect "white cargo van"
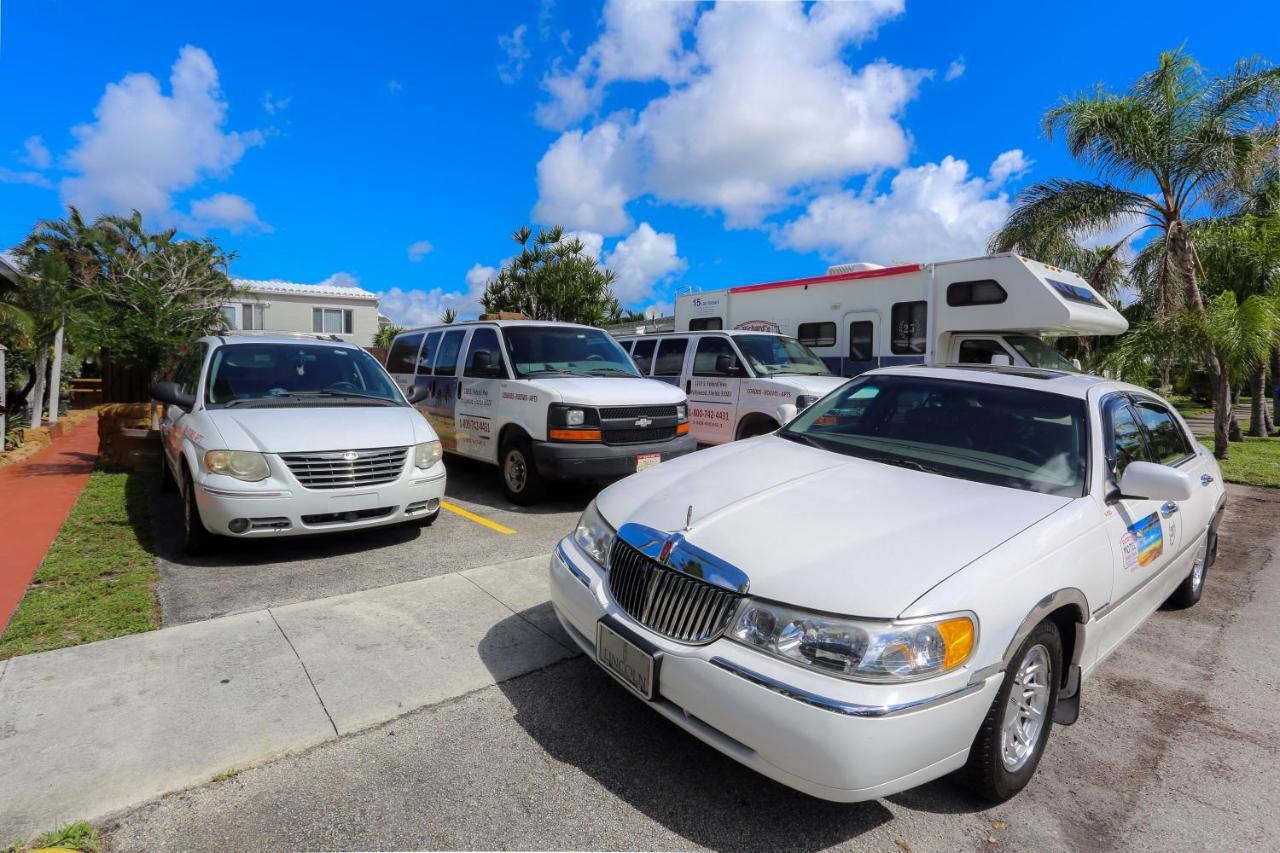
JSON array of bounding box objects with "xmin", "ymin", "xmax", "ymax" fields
[
  {"xmin": 617, "ymin": 330, "xmax": 846, "ymax": 443},
  {"xmin": 674, "ymin": 254, "xmax": 1128, "ymax": 376},
  {"xmin": 385, "ymin": 320, "xmax": 695, "ymax": 503}
]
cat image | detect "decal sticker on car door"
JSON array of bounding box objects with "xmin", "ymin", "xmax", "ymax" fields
[{"xmin": 1120, "ymin": 512, "xmax": 1163, "ymax": 571}]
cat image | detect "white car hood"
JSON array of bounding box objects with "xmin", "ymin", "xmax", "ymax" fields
[
  {"xmin": 765, "ymin": 374, "xmax": 849, "ymax": 397},
  {"xmin": 526, "ymin": 377, "xmax": 685, "ymax": 406},
  {"xmin": 205, "ymin": 406, "xmax": 435, "ymax": 454},
  {"xmin": 595, "ymin": 436, "xmax": 1070, "ymax": 617}
]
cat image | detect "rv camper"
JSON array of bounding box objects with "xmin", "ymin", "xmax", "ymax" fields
[{"xmin": 673, "ymin": 254, "xmax": 1128, "ymax": 376}]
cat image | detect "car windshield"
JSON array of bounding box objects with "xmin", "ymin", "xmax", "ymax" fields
[
  {"xmin": 503, "ymin": 327, "xmax": 640, "ymax": 378},
  {"xmin": 1004, "ymin": 335, "xmax": 1078, "ymax": 371},
  {"xmin": 781, "ymin": 374, "xmax": 1087, "ymax": 497},
  {"xmin": 204, "ymin": 343, "xmax": 405, "ymax": 407},
  {"xmin": 734, "ymin": 334, "xmax": 832, "ymax": 376}
]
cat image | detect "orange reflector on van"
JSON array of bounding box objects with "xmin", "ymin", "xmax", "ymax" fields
[
  {"xmin": 676, "ymin": 422, "xmax": 690, "ymax": 435},
  {"xmin": 549, "ymin": 428, "xmax": 602, "ymax": 442}
]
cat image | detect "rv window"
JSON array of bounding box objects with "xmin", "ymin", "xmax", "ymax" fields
[
  {"xmin": 433, "ymin": 330, "xmax": 466, "ymax": 376},
  {"xmin": 631, "ymin": 339, "xmax": 656, "ymax": 374},
  {"xmin": 947, "ymin": 279, "xmax": 1007, "ymax": 306},
  {"xmin": 386, "ymin": 333, "xmax": 424, "ymax": 374},
  {"xmin": 690, "ymin": 317, "xmax": 723, "ymax": 331},
  {"xmin": 890, "ymin": 301, "xmax": 927, "ymax": 355},
  {"xmin": 1048, "ymin": 278, "xmax": 1105, "ymax": 307},
  {"xmin": 653, "ymin": 338, "xmax": 688, "ymax": 376},
  {"xmin": 849, "ymin": 321, "xmax": 874, "ymax": 361},
  {"xmin": 797, "ymin": 322, "xmax": 836, "ymax": 348},
  {"xmin": 693, "ymin": 336, "xmax": 742, "ymax": 377},
  {"xmin": 957, "ymin": 339, "xmax": 1011, "ymax": 364}
]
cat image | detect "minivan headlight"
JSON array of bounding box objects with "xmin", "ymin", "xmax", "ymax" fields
[
  {"xmin": 728, "ymin": 601, "xmax": 976, "ymax": 683},
  {"xmin": 414, "ymin": 440, "xmax": 443, "ymax": 469},
  {"xmin": 573, "ymin": 499, "xmax": 616, "ymax": 568},
  {"xmin": 204, "ymin": 450, "xmax": 270, "ymax": 482}
]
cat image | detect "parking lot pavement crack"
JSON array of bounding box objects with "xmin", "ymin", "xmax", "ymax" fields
[
  {"xmin": 267, "ymin": 607, "xmax": 340, "ymax": 738},
  {"xmin": 456, "ymin": 571, "xmax": 578, "ymax": 654}
]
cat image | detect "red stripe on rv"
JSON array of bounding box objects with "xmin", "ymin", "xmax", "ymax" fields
[{"xmin": 728, "ymin": 263, "xmax": 923, "ymax": 294}]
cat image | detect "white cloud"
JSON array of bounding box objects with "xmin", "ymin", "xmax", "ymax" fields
[
  {"xmin": 379, "ymin": 265, "xmax": 495, "ymax": 326},
  {"xmin": 987, "ymin": 149, "xmax": 1031, "ymax": 184},
  {"xmin": 407, "ymin": 239, "xmax": 434, "ymax": 261},
  {"xmin": 388, "ymin": 80, "xmax": 403, "ymax": 92},
  {"xmin": 186, "ymin": 192, "xmax": 269, "ymax": 234},
  {"xmin": 0, "ymin": 167, "xmax": 52, "ymax": 188},
  {"xmin": 319, "ymin": 272, "xmax": 363, "ymax": 290},
  {"xmin": 779, "ymin": 151, "xmax": 1029, "ymax": 265},
  {"xmin": 564, "ymin": 230, "xmax": 604, "ymax": 259},
  {"xmin": 944, "ymin": 57, "xmax": 966, "ymax": 82},
  {"xmin": 61, "ymin": 45, "xmax": 263, "ymax": 224},
  {"xmin": 22, "ymin": 136, "xmax": 52, "ymax": 169},
  {"xmin": 498, "ymin": 24, "xmax": 532, "ymax": 84},
  {"xmin": 602, "ymin": 222, "xmax": 686, "ymax": 305},
  {"xmin": 262, "ymin": 91, "xmax": 291, "ymax": 115},
  {"xmin": 533, "ymin": 121, "xmax": 636, "ymax": 234},
  {"xmin": 465, "ymin": 263, "xmax": 497, "ymax": 290}
]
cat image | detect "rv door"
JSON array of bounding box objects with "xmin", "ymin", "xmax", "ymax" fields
[{"xmin": 841, "ymin": 310, "xmax": 880, "ymax": 377}]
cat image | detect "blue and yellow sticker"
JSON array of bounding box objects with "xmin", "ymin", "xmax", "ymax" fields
[{"xmin": 1121, "ymin": 512, "xmax": 1163, "ymax": 571}]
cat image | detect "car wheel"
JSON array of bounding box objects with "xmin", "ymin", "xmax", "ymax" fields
[
  {"xmin": 1165, "ymin": 528, "xmax": 1211, "ymax": 610},
  {"xmin": 960, "ymin": 619, "xmax": 1062, "ymax": 802},
  {"xmin": 182, "ymin": 473, "xmax": 218, "ymax": 555},
  {"xmin": 500, "ymin": 436, "xmax": 547, "ymax": 506}
]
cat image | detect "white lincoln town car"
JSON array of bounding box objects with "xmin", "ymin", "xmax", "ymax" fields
[
  {"xmin": 152, "ymin": 333, "xmax": 446, "ymax": 554},
  {"xmin": 550, "ymin": 365, "xmax": 1226, "ymax": 802}
]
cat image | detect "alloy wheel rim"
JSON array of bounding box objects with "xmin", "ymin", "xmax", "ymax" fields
[
  {"xmin": 1191, "ymin": 538, "xmax": 1208, "ymax": 592},
  {"xmin": 505, "ymin": 450, "xmax": 526, "ymax": 493},
  {"xmin": 1000, "ymin": 643, "xmax": 1052, "ymax": 772}
]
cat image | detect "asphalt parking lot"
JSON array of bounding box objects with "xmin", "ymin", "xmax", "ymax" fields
[{"xmin": 101, "ymin": 483, "xmax": 1280, "ymax": 851}]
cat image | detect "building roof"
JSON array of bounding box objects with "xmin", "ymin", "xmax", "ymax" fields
[
  {"xmin": 233, "ymin": 277, "xmax": 377, "ymax": 301},
  {"xmin": 0, "ymin": 251, "xmax": 22, "ymax": 285}
]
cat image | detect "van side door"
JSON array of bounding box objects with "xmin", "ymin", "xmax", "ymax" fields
[
  {"xmin": 427, "ymin": 329, "xmax": 466, "ymax": 451},
  {"xmin": 687, "ymin": 335, "xmax": 744, "ymax": 444},
  {"xmin": 651, "ymin": 337, "xmax": 689, "ymax": 389},
  {"xmin": 385, "ymin": 332, "xmax": 424, "ymax": 394},
  {"xmin": 456, "ymin": 327, "xmax": 508, "ymax": 463}
]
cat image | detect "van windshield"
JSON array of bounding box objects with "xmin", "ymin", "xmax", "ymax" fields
[
  {"xmin": 780, "ymin": 374, "xmax": 1087, "ymax": 497},
  {"xmin": 734, "ymin": 335, "xmax": 832, "ymax": 376},
  {"xmin": 503, "ymin": 327, "xmax": 641, "ymax": 378},
  {"xmin": 1004, "ymin": 335, "xmax": 1078, "ymax": 371},
  {"xmin": 204, "ymin": 344, "xmax": 404, "ymax": 408}
]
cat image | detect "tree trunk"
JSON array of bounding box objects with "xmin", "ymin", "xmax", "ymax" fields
[
  {"xmin": 47, "ymin": 325, "xmax": 65, "ymax": 425},
  {"xmin": 1249, "ymin": 361, "xmax": 1266, "ymax": 437},
  {"xmin": 1167, "ymin": 219, "xmax": 1204, "ymax": 313},
  {"xmin": 28, "ymin": 348, "xmax": 47, "ymax": 430},
  {"xmin": 1272, "ymin": 347, "xmax": 1280, "ymax": 436}
]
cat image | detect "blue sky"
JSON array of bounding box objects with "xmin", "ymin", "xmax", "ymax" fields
[{"xmin": 1, "ymin": 0, "xmax": 1276, "ymax": 325}]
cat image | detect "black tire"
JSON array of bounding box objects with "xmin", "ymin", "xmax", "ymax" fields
[
  {"xmin": 736, "ymin": 417, "xmax": 779, "ymax": 440},
  {"xmin": 160, "ymin": 457, "xmax": 177, "ymax": 493},
  {"xmin": 1165, "ymin": 526, "xmax": 1212, "ymax": 610},
  {"xmin": 960, "ymin": 619, "xmax": 1062, "ymax": 802},
  {"xmin": 181, "ymin": 471, "xmax": 218, "ymax": 555},
  {"xmin": 499, "ymin": 435, "xmax": 547, "ymax": 505}
]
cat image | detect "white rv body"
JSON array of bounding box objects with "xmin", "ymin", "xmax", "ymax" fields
[{"xmin": 673, "ymin": 254, "xmax": 1128, "ymax": 376}]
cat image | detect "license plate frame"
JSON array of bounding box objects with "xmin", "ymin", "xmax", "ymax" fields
[
  {"xmin": 596, "ymin": 617, "xmax": 662, "ymax": 701},
  {"xmin": 635, "ymin": 453, "xmax": 661, "ymax": 472}
]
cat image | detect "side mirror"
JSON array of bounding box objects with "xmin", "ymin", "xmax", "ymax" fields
[
  {"xmin": 776, "ymin": 403, "xmax": 798, "ymax": 425},
  {"xmin": 989, "ymin": 353, "xmax": 1014, "ymax": 367},
  {"xmin": 715, "ymin": 353, "xmax": 739, "ymax": 376},
  {"xmin": 472, "ymin": 351, "xmax": 493, "ymax": 373},
  {"xmin": 1118, "ymin": 461, "xmax": 1193, "ymax": 502},
  {"xmin": 151, "ymin": 380, "xmax": 195, "ymax": 410},
  {"xmin": 405, "ymin": 384, "xmax": 430, "ymax": 404}
]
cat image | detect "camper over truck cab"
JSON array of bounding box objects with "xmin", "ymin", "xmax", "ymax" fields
[{"xmin": 673, "ymin": 254, "xmax": 1128, "ymax": 377}]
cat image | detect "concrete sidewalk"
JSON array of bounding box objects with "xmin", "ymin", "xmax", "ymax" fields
[{"xmin": 0, "ymin": 553, "xmax": 572, "ymax": 840}]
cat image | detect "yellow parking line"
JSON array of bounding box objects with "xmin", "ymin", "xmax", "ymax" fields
[{"xmin": 440, "ymin": 501, "xmax": 517, "ymax": 535}]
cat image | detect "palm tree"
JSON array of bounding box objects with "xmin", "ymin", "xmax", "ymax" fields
[
  {"xmin": 373, "ymin": 324, "xmax": 404, "ymax": 349},
  {"xmin": 439, "ymin": 307, "xmax": 457, "ymax": 324}
]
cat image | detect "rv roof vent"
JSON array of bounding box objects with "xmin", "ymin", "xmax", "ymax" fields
[{"xmin": 826, "ymin": 262, "xmax": 886, "ymax": 275}]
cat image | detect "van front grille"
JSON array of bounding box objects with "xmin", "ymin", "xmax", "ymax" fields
[
  {"xmin": 598, "ymin": 405, "xmax": 678, "ymax": 420},
  {"xmin": 280, "ymin": 447, "xmax": 408, "ymax": 489},
  {"xmin": 603, "ymin": 426, "xmax": 676, "ymax": 446},
  {"xmin": 607, "ymin": 538, "xmax": 743, "ymax": 644}
]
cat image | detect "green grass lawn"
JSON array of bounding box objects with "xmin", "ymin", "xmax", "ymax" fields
[
  {"xmin": 4, "ymin": 821, "xmax": 100, "ymax": 853},
  {"xmin": 1200, "ymin": 433, "xmax": 1280, "ymax": 489},
  {"xmin": 0, "ymin": 469, "xmax": 159, "ymax": 658}
]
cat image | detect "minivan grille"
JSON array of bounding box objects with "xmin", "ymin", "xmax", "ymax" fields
[
  {"xmin": 598, "ymin": 405, "xmax": 678, "ymax": 420},
  {"xmin": 607, "ymin": 539, "xmax": 743, "ymax": 644},
  {"xmin": 280, "ymin": 446, "xmax": 408, "ymax": 489}
]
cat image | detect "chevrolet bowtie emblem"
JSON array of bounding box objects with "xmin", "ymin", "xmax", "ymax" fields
[{"xmin": 635, "ymin": 417, "xmax": 653, "ymax": 428}]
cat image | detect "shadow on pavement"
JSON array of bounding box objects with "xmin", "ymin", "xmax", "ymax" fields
[
  {"xmin": 478, "ymin": 610, "xmax": 896, "ymax": 851},
  {"xmin": 442, "ymin": 454, "xmax": 602, "ymax": 516}
]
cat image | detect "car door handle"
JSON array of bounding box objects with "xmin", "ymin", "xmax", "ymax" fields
[
  {"xmin": 1200, "ymin": 474, "xmax": 1215, "ymax": 486},
  {"xmin": 1161, "ymin": 501, "xmax": 1179, "ymax": 518}
]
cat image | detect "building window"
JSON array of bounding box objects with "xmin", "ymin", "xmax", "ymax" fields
[
  {"xmin": 689, "ymin": 317, "xmax": 722, "ymax": 331},
  {"xmin": 219, "ymin": 306, "xmax": 237, "ymax": 329},
  {"xmin": 946, "ymin": 279, "xmax": 1007, "ymax": 306},
  {"xmin": 890, "ymin": 301, "xmax": 927, "ymax": 355},
  {"xmin": 313, "ymin": 307, "xmax": 353, "ymax": 335},
  {"xmin": 241, "ymin": 302, "xmax": 266, "ymax": 330},
  {"xmin": 849, "ymin": 321, "xmax": 874, "ymax": 361},
  {"xmin": 797, "ymin": 322, "xmax": 836, "ymax": 348}
]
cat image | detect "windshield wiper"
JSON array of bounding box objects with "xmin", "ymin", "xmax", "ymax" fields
[
  {"xmin": 875, "ymin": 456, "xmax": 949, "ymax": 476},
  {"xmin": 314, "ymin": 390, "xmax": 399, "ymax": 404},
  {"xmin": 778, "ymin": 430, "xmax": 822, "ymax": 448},
  {"xmin": 586, "ymin": 367, "xmax": 638, "ymax": 376},
  {"xmin": 520, "ymin": 369, "xmax": 594, "ymax": 378}
]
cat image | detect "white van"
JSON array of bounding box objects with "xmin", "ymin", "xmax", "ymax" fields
[
  {"xmin": 385, "ymin": 320, "xmax": 695, "ymax": 503},
  {"xmin": 617, "ymin": 330, "xmax": 847, "ymax": 443},
  {"xmin": 674, "ymin": 254, "xmax": 1129, "ymax": 376}
]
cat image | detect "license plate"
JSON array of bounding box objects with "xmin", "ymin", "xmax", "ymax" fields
[
  {"xmin": 636, "ymin": 453, "xmax": 661, "ymax": 472},
  {"xmin": 596, "ymin": 620, "xmax": 658, "ymax": 700}
]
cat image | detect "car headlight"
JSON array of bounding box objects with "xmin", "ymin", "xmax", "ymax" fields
[
  {"xmin": 795, "ymin": 394, "xmax": 818, "ymax": 410},
  {"xmin": 414, "ymin": 440, "xmax": 443, "ymax": 469},
  {"xmin": 565, "ymin": 408, "xmax": 586, "ymax": 426},
  {"xmin": 728, "ymin": 601, "xmax": 976, "ymax": 683},
  {"xmin": 573, "ymin": 499, "xmax": 617, "ymax": 568},
  {"xmin": 676, "ymin": 402, "xmax": 688, "ymax": 422},
  {"xmin": 204, "ymin": 450, "xmax": 271, "ymax": 482}
]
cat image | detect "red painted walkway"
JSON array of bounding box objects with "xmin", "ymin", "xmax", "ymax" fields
[{"xmin": 0, "ymin": 415, "xmax": 99, "ymax": 633}]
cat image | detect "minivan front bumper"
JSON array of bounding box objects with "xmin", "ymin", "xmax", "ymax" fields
[{"xmin": 532, "ymin": 433, "xmax": 697, "ymax": 481}]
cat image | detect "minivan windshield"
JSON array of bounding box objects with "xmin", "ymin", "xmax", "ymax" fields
[
  {"xmin": 734, "ymin": 335, "xmax": 832, "ymax": 376},
  {"xmin": 781, "ymin": 374, "xmax": 1087, "ymax": 496},
  {"xmin": 503, "ymin": 327, "xmax": 640, "ymax": 378},
  {"xmin": 204, "ymin": 343, "xmax": 404, "ymax": 407}
]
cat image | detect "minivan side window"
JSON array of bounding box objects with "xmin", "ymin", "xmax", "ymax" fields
[
  {"xmin": 653, "ymin": 338, "xmax": 689, "ymax": 376},
  {"xmin": 693, "ymin": 336, "xmax": 742, "ymax": 377},
  {"xmin": 464, "ymin": 328, "xmax": 507, "ymax": 378},
  {"xmin": 849, "ymin": 321, "xmax": 874, "ymax": 361},
  {"xmin": 1134, "ymin": 399, "xmax": 1192, "ymax": 465},
  {"xmin": 386, "ymin": 333, "xmax": 424, "ymax": 374},
  {"xmin": 797, "ymin": 322, "xmax": 836, "ymax": 348},
  {"xmin": 890, "ymin": 301, "xmax": 927, "ymax": 355},
  {"xmin": 434, "ymin": 330, "xmax": 466, "ymax": 376},
  {"xmin": 690, "ymin": 317, "xmax": 723, "ymax": 331},
  {"xmin": 631, "ymin": 339, "xmax": 656, "ymax": 374},
  {"xmin": 417, "ymin": 331, "xmax": 441, "ymax": 373}
]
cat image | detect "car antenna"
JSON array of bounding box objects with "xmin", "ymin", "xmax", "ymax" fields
[{"xmin": 684, "ymin": 505, "xmax": 693, "ymax": 532}]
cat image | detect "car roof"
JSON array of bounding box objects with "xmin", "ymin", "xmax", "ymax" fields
[
  {"xmin": 396, "ymin": 319, "xmax": 599, "ymax": 334},
  {"xmin": 865, "ymin": 363, "xmax": 1136, "ymax": 401},
  {"xmin": 617, "ymin": 330, "xmax": 787, "ymax": 339},
  {"xmin": 200, "ymin": 332, "xmax": 363, "ymax": 349}
]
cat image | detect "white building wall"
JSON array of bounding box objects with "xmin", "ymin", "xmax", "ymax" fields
[{"xmin": 223, "ymin": 287, "xmax": 381, "ymax": 346}]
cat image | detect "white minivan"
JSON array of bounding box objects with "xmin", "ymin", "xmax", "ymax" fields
[
  {"xmin": 617, "ymin": 330, "xmax": 847, "ymax": 443},
  {"xmin": 385, "ymin": 320, "xmax": 695, "ymax": 503}
]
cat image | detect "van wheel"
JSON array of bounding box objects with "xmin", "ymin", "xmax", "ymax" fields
[
  {"xmin": 160, "ymin": 458, "xmax": 177, "ymax": 493},
  {"xmin": 500, "ymin": 436, "xmax": 547, "ymax": 505},
  {"xmin": 737, "ymin": 416, "xmax": 779, "ymax": 440},
  {"xmin": 959, "ymin": 619, "xmax": 1061, "ymax": 802},
  {"xmin": 182, "ymin": 473, "xmax": 218, "ymax": 555}
]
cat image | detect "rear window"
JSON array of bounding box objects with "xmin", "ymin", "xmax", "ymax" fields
[
  {"xmin": 690, "ymin": 317, "xmax": 723, "ymax": 331},
  {"xmin": 386, "ymin": 333, "xmax": 423, "ymax": 374}
]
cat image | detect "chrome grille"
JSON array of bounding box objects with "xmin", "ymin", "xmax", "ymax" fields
[
  {"xmin": 598, "ymin": 405, "xmax": 678, "ymax": 420},
  {"xmin": 608, "ymin": 538, "xmax": 743, "ymax": 644},
  {"xmin": 279, "ymin": 446, "xmax": 408, "ymax": 489}
]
